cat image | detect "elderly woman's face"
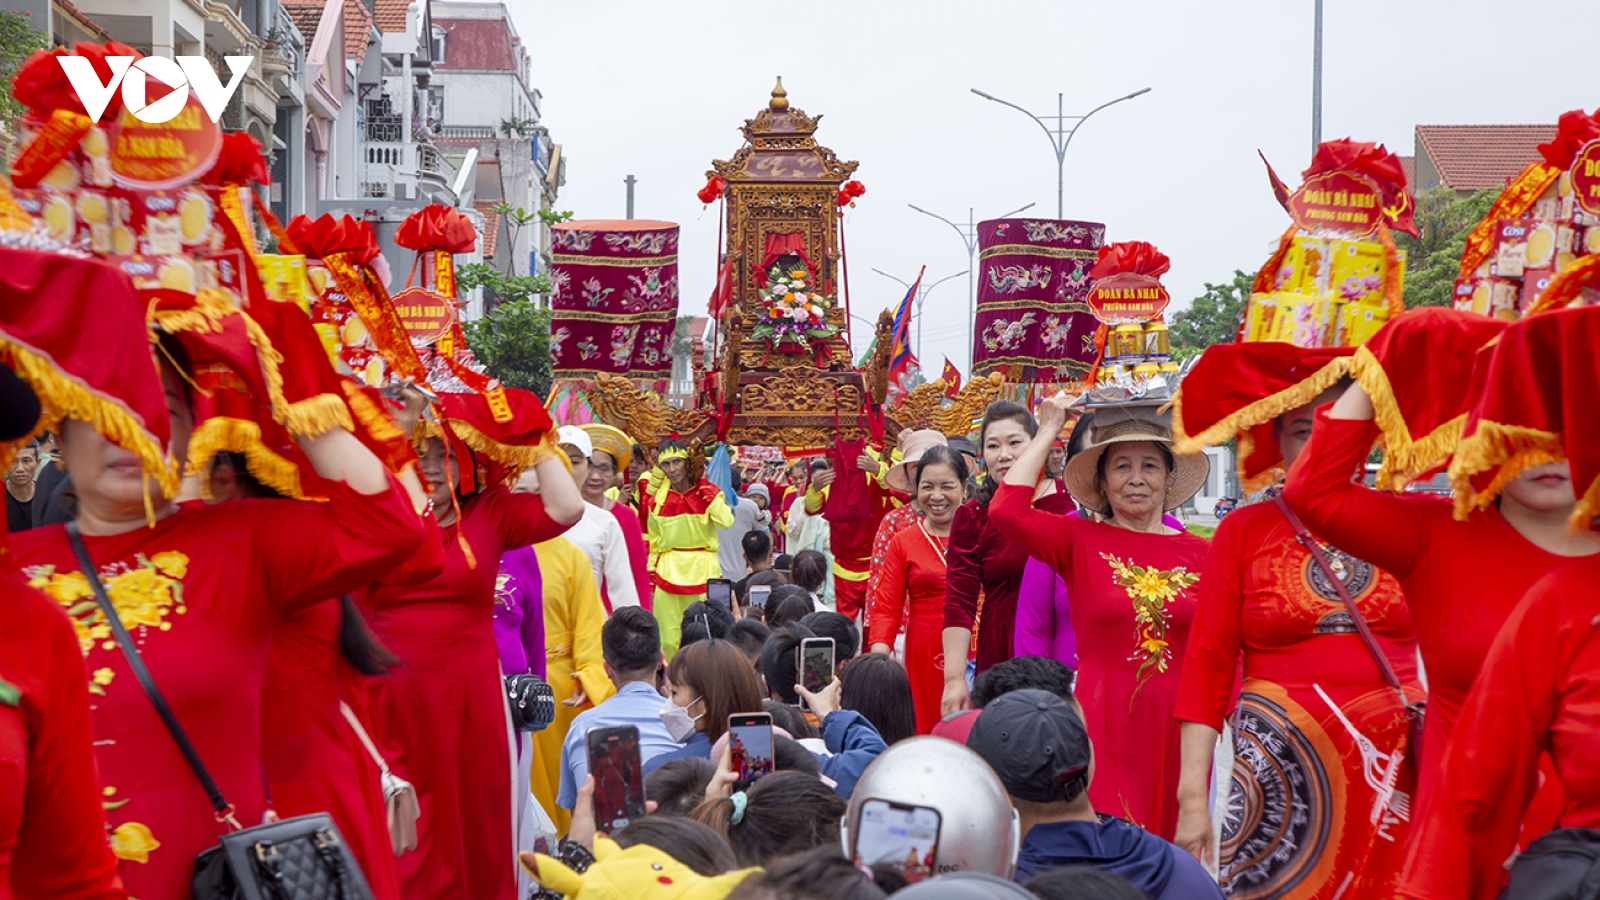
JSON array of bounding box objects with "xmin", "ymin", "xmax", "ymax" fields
[
  {"xmin": 1100, "ymin": 441, "xmax": 1170, "ymax": 521},
  {"xmin": 1502, "ymin": 460, "xmax": 1577, "ymax": 513}
]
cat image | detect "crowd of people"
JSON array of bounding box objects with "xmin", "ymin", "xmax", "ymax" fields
[{"xmin": 8, "ymin": 296, "xmax": 1598, "ymax": 900}]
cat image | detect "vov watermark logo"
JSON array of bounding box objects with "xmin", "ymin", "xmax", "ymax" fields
[{"xmin": 58, "ymin": 55, "xmax": 254, "ymax": 125}]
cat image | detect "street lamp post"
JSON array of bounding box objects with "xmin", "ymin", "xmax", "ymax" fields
[
  {"xmin": 970, "ymin": 86, "xmax": 1151, "ymax": 218},
  {"xmin": 871, "ymin": 267, "xmax": 967, "ymax": 361},
  {"xmin": 906, "ymin": 202, "xmax": 1035, "ymax": 372}
]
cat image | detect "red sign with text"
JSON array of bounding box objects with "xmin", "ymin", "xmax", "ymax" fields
[
  {"xmin": 1573, "ymin": 139, "xmax": 1600, "ymax": 217},
  {"xmin": 391, "ymin": 286, "xmax": 456, "ymax": 344},
  {"xmin": 1087, "ymin": 273, "xmax": 1171, "ymax": 324},
  {"xmin": 1288, "ymin": 171, "xmax": 1382, "ymax": 236},
  {"xmin": 110, "ymin": 92, "xmax": 222, "ymax": 189}
]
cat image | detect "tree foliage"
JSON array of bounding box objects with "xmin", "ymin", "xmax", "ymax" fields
[
  {"xmin": 461, "ymin": 299, "xmax": 553, "ymax": 397},
  {"xmin": 459, "ymin": 262, "xmax": 554, "ymax": 396},
  {"xmin": 1169, "ymin": 269, "xmax": 1254, "ymax": 361},
  {"xmin": 0, "ymin": 13, "xmax": 47, "ymax": 129},
  {"xmin": 1392, "ymin": 187, "xmax": 1499, "ymax": 309}
]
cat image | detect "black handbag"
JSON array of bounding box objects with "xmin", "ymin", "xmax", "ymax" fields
[
  {"xmin": 1500, "ymin": 828, "xmax": 1600, "ymax": 900},
  {"xmin": 506, "ymin": 672, "xmax": 556, "ymax": 732},
  {"xmin": 68, "ymin": 524, "xmax": 374, "ymax": 900}
]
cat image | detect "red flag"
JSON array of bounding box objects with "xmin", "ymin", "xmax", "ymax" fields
[
  {"xmin": 1259, "ymin": 150, "xmax": 1292, "ymax": 212},
  {"xmin": 941, "ymin": 357, "xmax": 962, "ymax": 398},
  {"xmin": 707, "ymin": 254, "xmax": 735, "ymax": 320}
]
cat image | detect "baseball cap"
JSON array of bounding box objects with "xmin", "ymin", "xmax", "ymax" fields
[
  {"xmin": 930, "ymin": 708, "xmax": 980, "ymax": 745},
  {"xmin": 556, "ymin": 425, "xmax": 593, "ymax": 458},
  {"xmin": 965, "ymin": 689, "xmax": 1090, "ymax": 804}
]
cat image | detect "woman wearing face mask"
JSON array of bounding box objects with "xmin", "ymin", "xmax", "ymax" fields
[
  {"xmin": 867, "ymin": 444, "xmax": 966, "ymax": 734},
  {"xmin": 366, "ymin": 415, "xmax": 583, "ymax": 900},
  {"xmin": 1286, "ymin": 370, "xmax": 1600, "ymax": 899},
  {"xmin": 940, "ymin": 402, "xmax": 1075, "ymax": 716},
  {"xmin": 989, "ymin": 398, "xmax": 1211, "ymax": 840},
  {"xmin": 654, "ymin": 639, "xmax": 767, "ymax": 764}
]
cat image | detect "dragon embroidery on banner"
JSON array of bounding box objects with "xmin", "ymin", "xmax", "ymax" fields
[
  {"xmin": 988, "ymin": 264, "xmax": 1052, "ymax": 294},
  {"xmin": 1055, "ymin": 261, "xmax": 1092, "ymax": 301},
  {"xmin": 1023, "ymin": 221, "xmax": 1094, "ymax": 243},
  {"xmin": 603, "ymin": 231, "xmax": 677, "ymax": 255},
  {"xmin": 982, "ymin": 312, "xmax": 1037, "ymax": 352},
  {"xmin": 553, "ymin": 230, "xmax": 596, "ymax": 251}
]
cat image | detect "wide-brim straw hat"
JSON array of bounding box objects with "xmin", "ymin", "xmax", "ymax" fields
[
  {"xmin": 1064, "ymin": 406, "xmax": 1210, "ymax": 516},
  {"xmin": 886, "ymin": 429, "xmax": 948, "ymax": 494}
]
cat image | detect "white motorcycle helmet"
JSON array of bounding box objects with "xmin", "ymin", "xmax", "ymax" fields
[{"xmin": 842, "ymin": 736, "xmax": 1021, "ymax": 879}]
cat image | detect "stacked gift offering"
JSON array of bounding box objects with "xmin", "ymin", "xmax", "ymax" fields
[
  {"xmin": 1452, "ymin": 107, "xmax": 1600, "ymax": 319},
  {"xmin": 1240, "ymin": 140, "xmax": 1413, "ymax": 349}
]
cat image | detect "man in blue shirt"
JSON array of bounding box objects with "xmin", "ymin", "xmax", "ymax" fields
[{"xmin": 557, "ymin": 607, "xmax": 679, "ymax": 810}]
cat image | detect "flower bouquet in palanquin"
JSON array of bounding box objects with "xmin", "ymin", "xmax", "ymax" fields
[
  {"xmin": 1452, "ymin": 107, "xmax": 1600, "ymax": 319},
  {"xmin": 750, "ymin": 263, "xmax": 840, "ymax": 353},
  {"xmin": 1242, "ymin": 139, "xmax": 1413, "ymax": 348}
]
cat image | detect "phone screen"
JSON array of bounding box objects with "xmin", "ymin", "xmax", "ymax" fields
[
  {"xmin": 748, "ymin": 584, "xmax": 772, "ymax": 609},
  {"xmin": 801, "ymin": 638, "xmax": 835, "ymax": 695},
  {"xmin": 706, "ymin": 579, "xmax": 733, "ymax": 608},
  {"xmin": 727, "ymin": 714, "xmax": 774, "ymax": 792},
  {"xmin": 853, "ymin": 799, "xmax": 941, "ymax": 884},
  {"xmin": 586, "ymin": 726, "xmax": 645, "ymax": 834}
]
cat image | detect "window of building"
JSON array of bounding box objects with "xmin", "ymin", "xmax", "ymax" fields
[{"xmin": 431, "ymin": 25, "xmax": 446, "ymax": 63}]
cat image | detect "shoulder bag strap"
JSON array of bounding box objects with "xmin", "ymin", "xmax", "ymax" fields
[
  {"xmin": 339, "ymin": 701, "xmax": 392, "ymax": 777},
  {"xmin": 66, "ymin": 523, "xmax": 240, "ymax": 828},
  {"xmin": 1271, "ymin": 498, "xmax": 1406, "ymax": 699}
]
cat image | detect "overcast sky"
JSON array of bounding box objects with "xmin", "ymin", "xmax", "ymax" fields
[{"xmin": 505, "ymin": 0, "xmax": 1600, "ymax": 374}]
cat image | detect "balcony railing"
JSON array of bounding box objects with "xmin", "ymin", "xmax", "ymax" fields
[
  {"xmin": 438, "ymin": 125, "xmax": 496, "ymax": 140},
  {"xmin": 418, "ymin": 143, "xmax": 449, "ymax": 177},
  {"xmin": 364, "ymin": 114, "xmax": 404, "ymax": 143}
]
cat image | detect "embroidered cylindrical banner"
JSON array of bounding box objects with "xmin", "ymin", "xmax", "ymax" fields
[
  {"xmin": 973, "ymin": 218, "xmax": 1105, "ymax": 383},
  {"xmin": 549, "ymin": 219, "xmax": 680, "ymax": 382}
]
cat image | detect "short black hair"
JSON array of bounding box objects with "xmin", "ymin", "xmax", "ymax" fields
[
  {"xmin": 763, "ymin": 700, "xmax": 819, "ymax": 740},
  {"xmin": 809, "ymin": 459, "xmax": 831, "ymax": 474},
  {"xmin": 742, "ymin": 529, "xmax": 772, "ymax": 564},
  {"xmin": 645, "ymin": 757, "xmax": 715, "ymax": 818},
  {"xmin": 970, "ymin": 656, "xmax": 1076, "ymax": 709},
  {"xmin": 602, "ymin": 607, "xmax": 661, "ymax": 678},
  {"xmin": 760, "ymin": 624, "xmax": 816, "ymax": 705},
  {"xmin": 679, "ymin": 601, "xmax": 735, "ymax": 649},
  {"xmin": 729, "ymin": 618, "xmax": 772, "ymax": 662},
  {"xmin": 726, "ymin": 847, "xmax": 886, "ymax": 900},
  {"xmin": 799, "ymin": 611, "xmax": 858, "ymax": 662},
  {"xmin": 838, "ymin": 654, "xmax": 916, "ymax": 746},
  {"xmin": 911, "ymin": 444, "xmax": 969, "ymax": 488},
  {"xmin": 766, "ymin": 588, "xmax": 812, "ymax": 631},
  {"xmin": 790, "ymin": 551, "xmax": 828, "ymax": 595},
  {"xmin": 773, "ymin": 735, "xmax": 821, "ymax": 777}
]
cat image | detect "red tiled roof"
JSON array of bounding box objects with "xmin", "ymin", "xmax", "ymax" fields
[
  {"xmin": 474, "ymin": 200, "xmax": 499, "ymax": 259},
  {"xmin": 344, "ymin": 0, "xmax": 373, "ymax": 63},
  {"xmin": 1415, "ymin": 125, "xmax": 1555, "ymax": 192},
  {"xmin": 374, "ymin": 0, "xmax": 409, "ymax": 34},
  {"xmin": 281, "ymin": 1, "xmax": 323, "ymax": 48},
  {"xmin": 54, "ymin": 0, "xmax": 110, "ymax": 38},
  {"xmin": 1398, "ymin": 155, "xmax": 1415, "ymax": 190}
]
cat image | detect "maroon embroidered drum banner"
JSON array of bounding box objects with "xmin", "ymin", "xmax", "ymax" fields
[
  {"xmin": 973, "ymin": 218, "xmax": 1105, "ymax": 383},
  {"xmin": 549, "ymin": 219, "xmax": 680, "ymax": 381}
]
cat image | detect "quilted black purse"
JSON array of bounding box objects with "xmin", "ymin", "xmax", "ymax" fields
[
  {"xmin": 68, "ymin": 524, "xmax": 374, "ymax": 900},
  {"xmin": 506, "ymin": 672, "xmax": 556, "ymax": 732}
]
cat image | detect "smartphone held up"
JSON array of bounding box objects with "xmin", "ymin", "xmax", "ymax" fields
[
  {"xmin": 853, "ymin": 798, "xmax": 941, "ymax": 884},
  {"xmin": 586, "ymin": 725, "xmax": 646, "ymax": 834},
  {"xmin": 798, "ymin": 636, "xmax": 835, "ymax": 711},
  {"xmin": 727, "ymin": 713, "xmax": 774, "ymax": 792}
]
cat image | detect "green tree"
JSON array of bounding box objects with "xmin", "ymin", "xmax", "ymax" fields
[
  {"xmin": 460, "ymin": 299, "xmax": 553, "ymax": 396},
  {"xmin": 1392, "ymin": 187, "xmax": 1499, "ymax": 309},
  {"xmin": 458, "ymin": 263, "xmax": 555, "ymax": 395},
  {"xmin": 1169, "ymin": 269, "xmax": 1254, "ymax": 361},
  {"xmin": 0, "ymin": 13, "xmax": 47, "ymax": 131}
]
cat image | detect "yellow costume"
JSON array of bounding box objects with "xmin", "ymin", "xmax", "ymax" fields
[{"xmin": 529, "ymin": 536, "xmax": 615, "ymax": 835}]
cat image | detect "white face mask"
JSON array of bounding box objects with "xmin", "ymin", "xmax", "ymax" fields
[{"xmin": 659, "ymin": 695, "xmax": 702, "ymax": 743}]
